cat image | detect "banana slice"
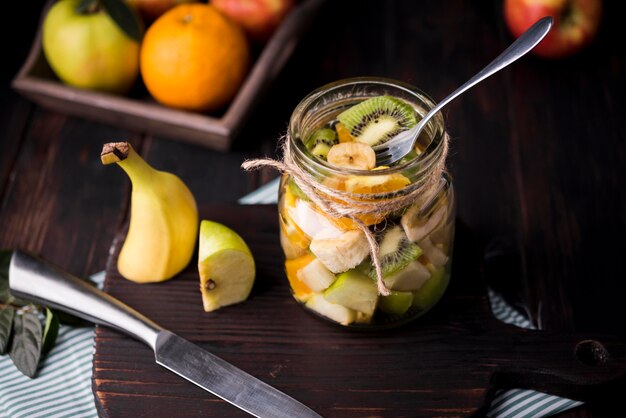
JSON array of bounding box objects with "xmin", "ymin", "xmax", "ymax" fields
[
  {"xmin": 417, "ymin": 237, "xmax": 448, "ymax": 267},
  {"xmin": 401, "ymin": 204, "xmax": 447, "ymax": 243},
  {"xmin": 305, "ymin": 294, "xmax": 356, "ymax": 325},
  {"xmin": 297, "ymin": 258, "xmax": 336, "ymax": 292},
  {"xmin": 287, "ymin": 199, "xmax": 343, "ymax": 240},
  {"xmin": 383, "ymin": 260, "xmax": 431, "ymax": 291},
  {"xmin": 279, "ymin": 215, "xmax": 309, "ymax": 259},
  {"xmin": 327, "ymin": 142, "xmax": 376, "ymax": 170},
  {"xmin": 310, "ymin": 229, "xmax": 370, "ymax": 273}
]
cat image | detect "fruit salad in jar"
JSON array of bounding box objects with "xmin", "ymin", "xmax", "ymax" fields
[{"xmin": 279, "ymin": 78, "xmax": 455, "ymax": 329}]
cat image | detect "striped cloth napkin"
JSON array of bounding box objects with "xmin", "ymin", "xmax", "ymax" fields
[
  {"xmin": 0, "ymin": 179, "xmax": 584, "ymax": 417},
  {"xmin": 0, "ymin": 272, "xmax": 104, "ymax": 418},
  {"xmin": 485, "ymin": 289, "xmax": 583, "ymax": 418}
]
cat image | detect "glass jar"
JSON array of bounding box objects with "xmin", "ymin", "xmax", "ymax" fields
[{"xmin": 278, "ymin": 77, "xmax": 455, "ymax": 329}]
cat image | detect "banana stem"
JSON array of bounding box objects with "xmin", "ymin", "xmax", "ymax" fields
[
  {"xmin": 101, "ymin": 142, "xmax": 155, "ymax": 185},
  {"xmin": 101, "ymin": 142, "xmax": 129, "ymax": 164}
]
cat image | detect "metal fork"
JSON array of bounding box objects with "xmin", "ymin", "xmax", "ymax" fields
[{"xmin": 373, "ymin": 16, "xmax": 553, "ymax": 166}]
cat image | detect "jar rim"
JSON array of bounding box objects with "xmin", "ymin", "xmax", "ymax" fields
[{"xmin": 288, "ymin": 76, "xmax": 445, "ymax": 178}]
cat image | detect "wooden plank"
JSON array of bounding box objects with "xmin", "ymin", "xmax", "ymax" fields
[
  {"xmin": 0, "ymin": 98, "xmax": 32, "ymax": 199},
  {"xmin": 495, "ymin": 1, "xmax": 626, "ymax": 338},
  {"xmin": 93, "ymin": 204, "xmax": 626, "ymax": 417},
  {"xmin": 140, "ymin": 135, "xmax": 268, "ymax": 203},
  {"xmin": 0, "ymin": 107, "xmax": 140, "ymax": 277},
  {"xmin": 0, "ymin": 0, "xmax": 45, "ymax": 199}
]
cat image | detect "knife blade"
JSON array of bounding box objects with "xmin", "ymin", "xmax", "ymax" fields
[{"xmin": 8, "ymin": 250, "xmax": 321, "ymax": 418}]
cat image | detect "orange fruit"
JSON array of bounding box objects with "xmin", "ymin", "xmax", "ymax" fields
[{"xmin": 140, "ymin": 3, "xmax": 250, "ymax": 112}]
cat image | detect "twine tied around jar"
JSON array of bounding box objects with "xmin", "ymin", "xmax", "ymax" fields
[{"xmin": 242, "ymin": 134, "xmax": 449, "ymax": 296}]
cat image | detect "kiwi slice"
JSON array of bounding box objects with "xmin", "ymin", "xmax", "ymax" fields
[
  {"xmin": 305, "ymin": 128, "xmax": 338, "ymax": 160},
  {"xmin": 337, "ymin": 96, "xmax": 417, "ymax": 146},
  {"xmin": 367, "ymin": 225, "xmax": 422, "ymax": 280}
]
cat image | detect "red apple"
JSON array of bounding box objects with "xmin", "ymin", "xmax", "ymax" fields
[
  {"xmin": 212, "ymin": 0, "xmax": 294, "ymax": 42},
  {"xmin": 504, "ymin": 0, "xmax": 603, "ymax": 59}
]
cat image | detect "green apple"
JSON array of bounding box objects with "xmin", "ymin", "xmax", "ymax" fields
[
  {"xmin": 412, "ymin": 266, "xmax": 449, "ymax": 310},
  {"xmin": 42, "ymin": 0, "xmax": 140, "ymax": 94},
  {"xmin": 198, "ymin": 220, "xmax": 255, "ymax": 312},
  {"xmin": 379, "ymin": 291, "xmax": 413, "ymax": 315},
  {"xmin": 324, "ymin": 269, "xmax": 378, "ymax": 316}
]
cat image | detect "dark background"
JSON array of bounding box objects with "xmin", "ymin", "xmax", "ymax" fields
[{"xmin": 2, "ymin": 0, "xmax": 625, "ymax": 415}]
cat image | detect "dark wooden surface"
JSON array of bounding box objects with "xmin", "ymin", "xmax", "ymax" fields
[
  {"xmin": 93, "ymin": 204, "xmax": 626, "ymax": 417},
  {"xmin": 2, "ymin": 0, "xmax": 625, "ymax": 416}
]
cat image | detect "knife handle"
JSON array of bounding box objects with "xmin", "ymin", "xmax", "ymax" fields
[{"xmin": 8, "ymin": 250, "xmax": 164, "ymax": 350}]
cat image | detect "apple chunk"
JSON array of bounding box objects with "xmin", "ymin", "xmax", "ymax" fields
[{"xmin": 198, "ymin": 220, "xmax": 256, "ymax": 312}]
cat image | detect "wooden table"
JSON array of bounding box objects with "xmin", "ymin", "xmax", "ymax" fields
[{"xmin": 2, "ymin": 0, "xmax": 624, "ymax": 416}]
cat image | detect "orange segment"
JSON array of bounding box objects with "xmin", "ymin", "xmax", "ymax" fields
[
  {"xmin": 336, "ymin": 122, "xmax": 355, "ymax": 143},
  {"xmin": 328, "ymin": 213, "xmax": 386, "ymax": 229},
  {"xmin": 279, "ymin": 213, "xmax": 310, "ymax": 254},
  {"xmin": 321, "ymin": 176, "xmax": 346, "ymax": 191},
  {"xmin": 285, "ymin": 254, "xmax": 315, "ymax": 301},
  {"xmin": 279, "ymin": 181, "xmax": 311, "ymax": 258},
  {"xmin": 319, "ymin": 176, "xmax": 387, "ymax": 227},
  {"xmin": 345, "ymin": 173, "xmax": 410, "ymax": 194},
  {"xmin": 327, "ymin": 216, "xmax": 359, "ymax": 230},
  {"xmin": 282, "ymin": 182, "xmax": 298, "ymax": 209}
]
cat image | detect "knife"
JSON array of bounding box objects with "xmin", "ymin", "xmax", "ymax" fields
[{"xmin": 8, "ymin": 250, "xmax": 322, "ymax": 418}]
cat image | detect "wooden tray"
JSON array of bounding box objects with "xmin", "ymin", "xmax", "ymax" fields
[
  {"xmin": 93, "ymin": 204, "xmax": 626, "ymax": 417},
  {"xmin": 11, "ymin": 0, "xmax": 325, "ymax": 151}
]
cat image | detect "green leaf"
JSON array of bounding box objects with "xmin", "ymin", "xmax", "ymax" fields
[
  {"xmin": 9, "ymin": 311, "xmax": 42, "ymax": 378},
  {"xmin": 101, "ymin": 0, "xmax": 142, "ymax": 42},
  {"xmin": 0, "ymin": 305, "xmax": 14, "ymax": 354},
  {"xmin": 0, "ymin": 250, "xmax": 12, "ymax": 302},
  {"xmin": 41, "ymin": 308, "xmax": 59, "ymax": 356}
]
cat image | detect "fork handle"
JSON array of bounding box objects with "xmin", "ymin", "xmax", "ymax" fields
[{"xmin": 435, "ymin": 17, "xmax": 551, "ymax": 113}]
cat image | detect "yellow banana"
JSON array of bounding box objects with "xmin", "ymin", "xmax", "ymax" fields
[{"xmin": 101, "ymin": 142, "xmax": 198, "ymax": 283}]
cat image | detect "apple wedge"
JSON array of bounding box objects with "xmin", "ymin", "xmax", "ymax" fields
[{"xmin": 198, "ymin": 220, "xmax": 255, "ymax": 312}]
